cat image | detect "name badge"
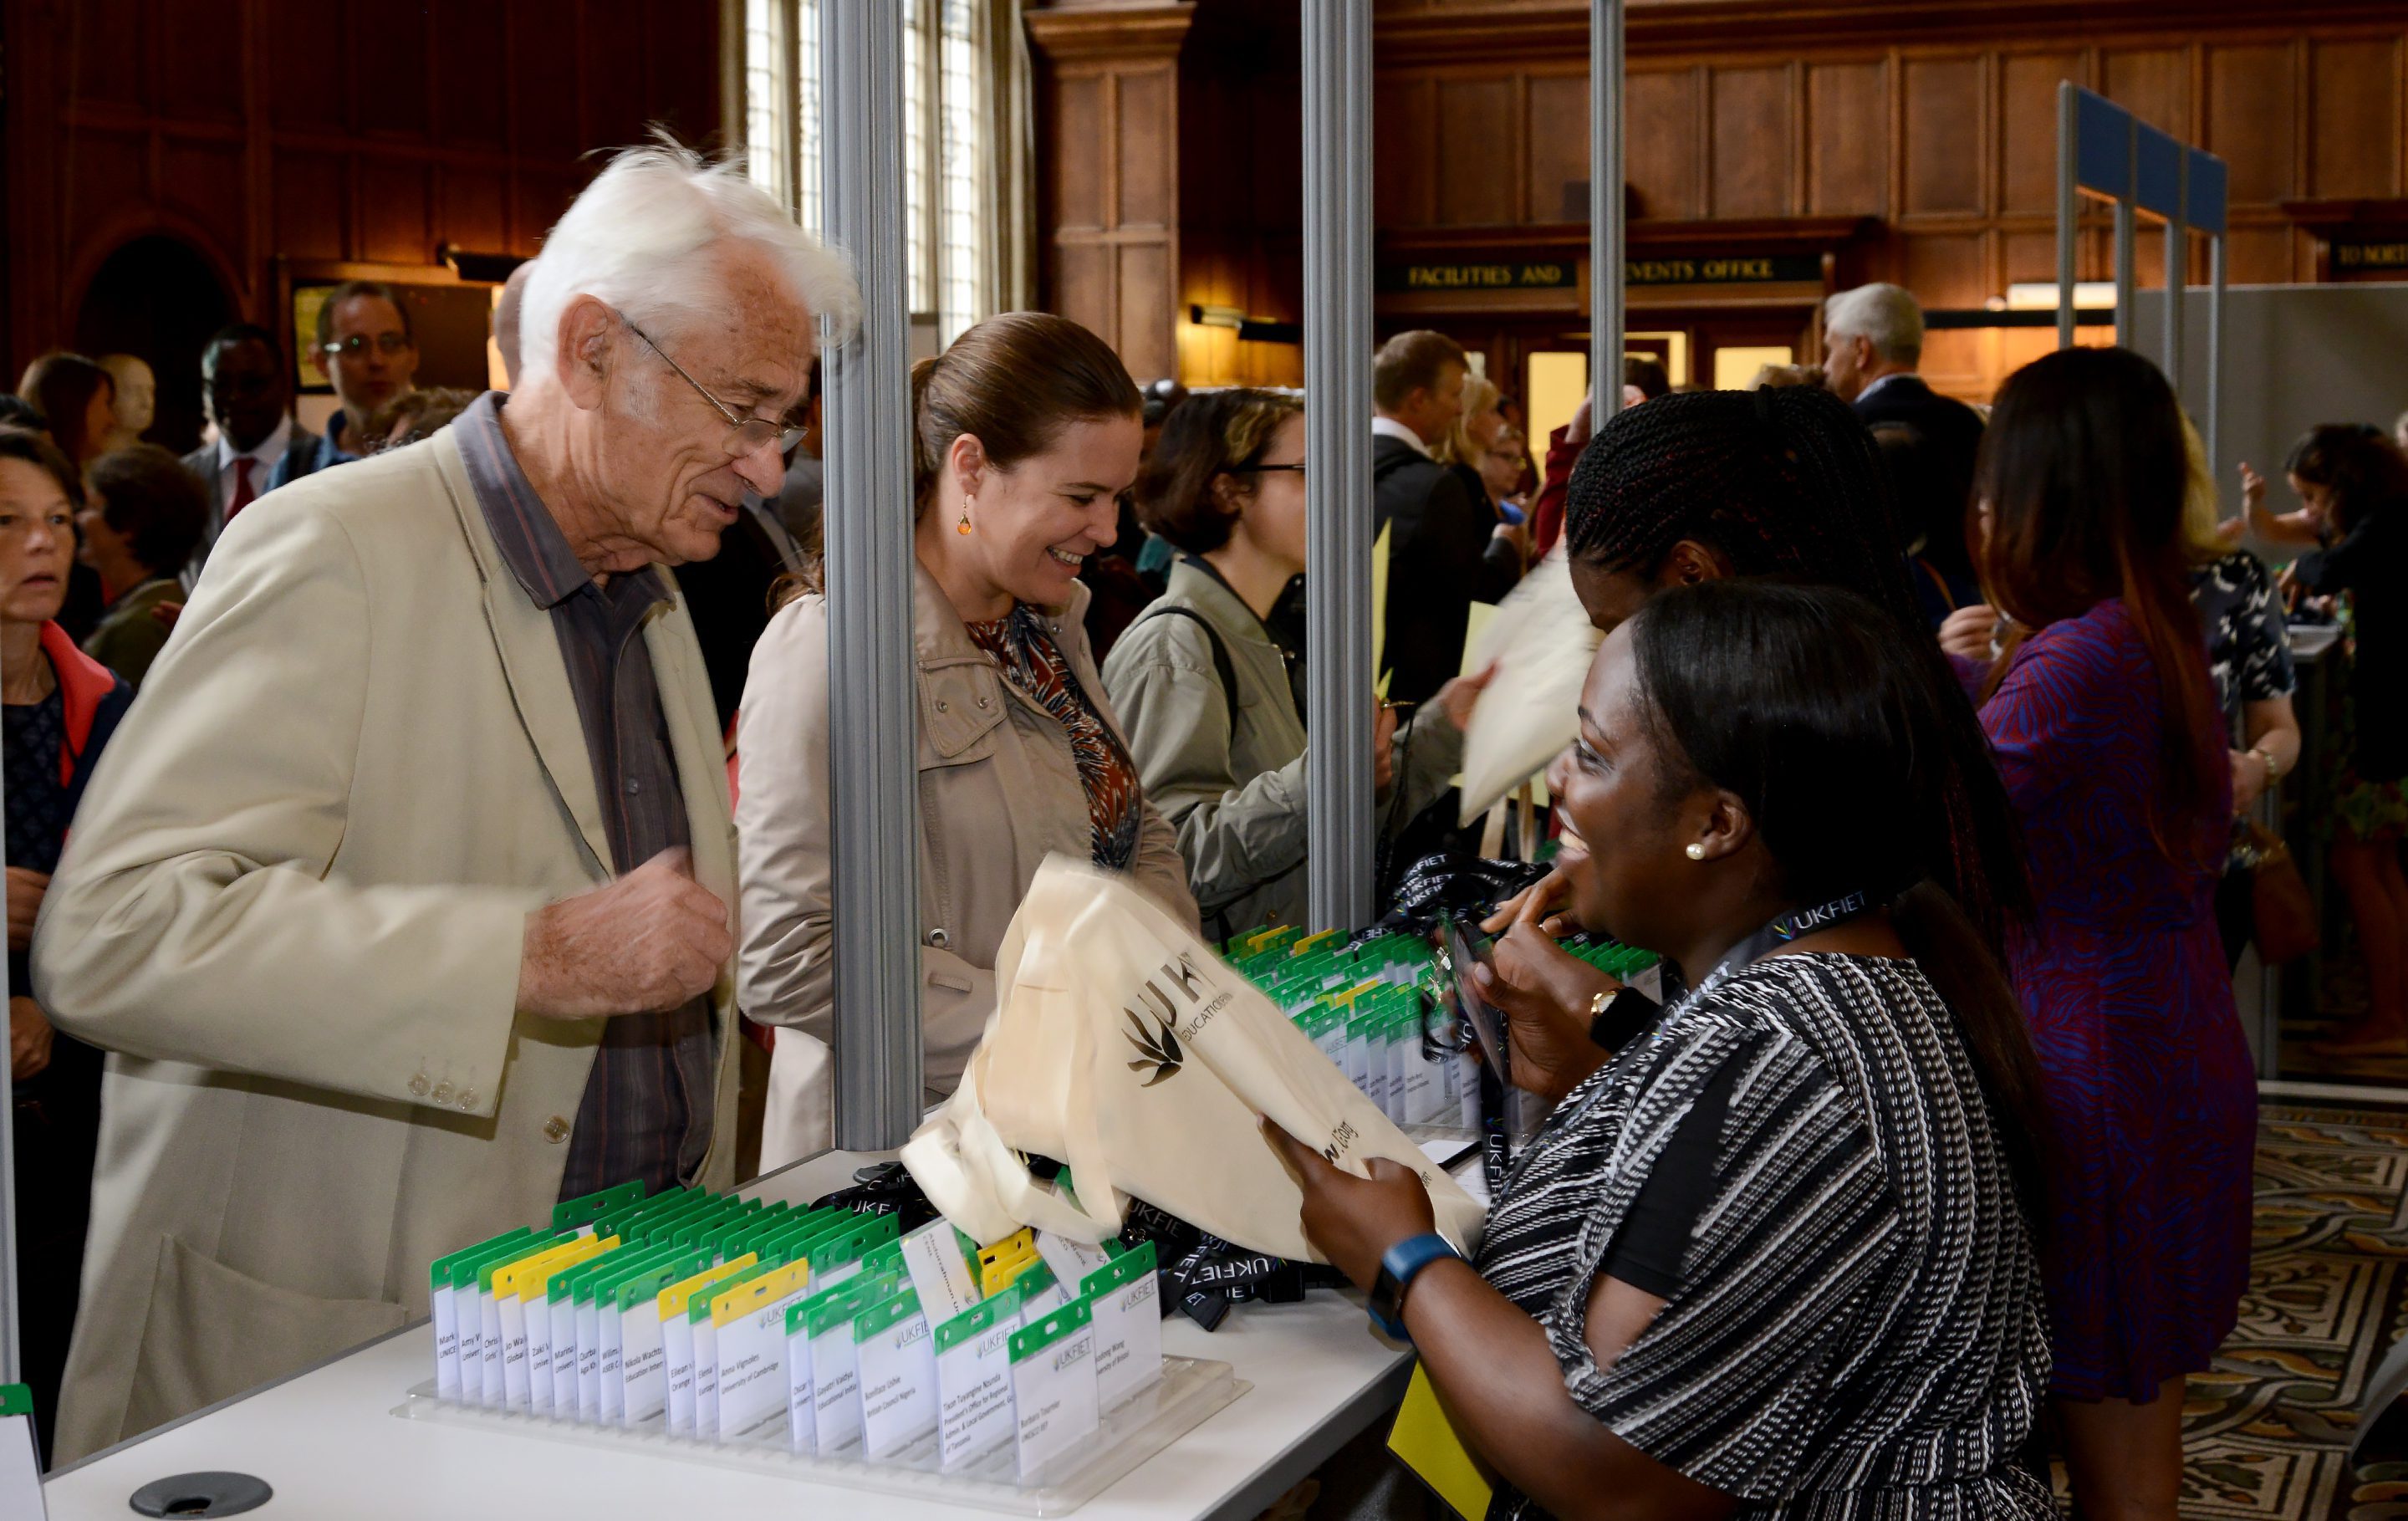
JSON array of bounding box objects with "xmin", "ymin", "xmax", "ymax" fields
[
  {"xmin": 855, "ymin": 1289, "xmax": 940, "ymax": 1458},
  {"xmin": 1010, "ymin": 1299, "xmax": 1099, "ymax": 1479},
  {"xmin": 1080, "ymin": 1243, "xmax": 1163, "ymax": 1409},
  {"xmin": 935, "ymin": 1290, "xmax": 1023, "ymax": 1470}
]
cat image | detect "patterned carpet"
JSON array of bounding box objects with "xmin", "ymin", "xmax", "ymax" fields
[{"xmin": 2183, "ymin": 1101, "xmax": 2408, "ymax": 1519}]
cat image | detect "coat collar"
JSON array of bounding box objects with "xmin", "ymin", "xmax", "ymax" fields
[
  {"xmin": 910, "ymin": 560, "xmax": 1094, "ymax": 666},
  {"xmin": 1162, "ymin": 556, "xmax": 1277, "ymax": 651}
]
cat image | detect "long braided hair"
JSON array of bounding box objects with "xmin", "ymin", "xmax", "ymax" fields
[
  {"xmin": 1564, "ymin": 384, "xmax": 2031, "ymax": 960},
  {"xmin": 1566, "ymin": 385, "xmax": 1922, "ymax": 626}
]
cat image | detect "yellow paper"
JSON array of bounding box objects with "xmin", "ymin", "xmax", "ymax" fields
[
  {"xmin": 1387, "ymin": 1363, "xmax": 1494, "ymax": 1521},
  {"xmin": 1371, "ymin": 521, "xmax": 1392, "ymax": 696},
  {"xmin": 492, "ymin": 1240, "xmax": 586, "ymax": 1305},
  {"xmin": 1458, "ymin": 602, "xmax": 1497, "ymax": 678},
  {"xmin": 521, "ymin": 1234, "xmax": 617, "ymax": 1303},
  {"xmin": 657, "ymin": 1253, "xmax": 760, "ymax": 1321},
  {"xmin": 712, "ymin": 1259, "xmax": 810, "ymax": 1326}
]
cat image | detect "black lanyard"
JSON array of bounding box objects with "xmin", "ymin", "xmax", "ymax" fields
[{"xmin": 1689, "ymin": 890, "xmax": 1878, "ymax": 1001}]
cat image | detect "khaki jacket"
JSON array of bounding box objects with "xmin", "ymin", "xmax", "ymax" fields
[
  {"xmin": 734, "ymin": 564, "xmax": 1197, "ymax": 1110},
  {"xmin": 30, "ymin": 433, "xmax": 740, "ymax": 1462},
  {"xmin": 1101, "ymin": 559, "xmax": 1463, "ymax": 938}
]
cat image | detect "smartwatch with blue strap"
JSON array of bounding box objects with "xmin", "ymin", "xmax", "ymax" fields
[{"xmin": 1368, "ymin": 1233, "xmax": 1463, "ymax": 1341}]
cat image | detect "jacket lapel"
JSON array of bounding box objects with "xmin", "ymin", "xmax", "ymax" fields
[{"xmin": 431, "ymin": 432, "xmax": 614, "ymax": 877}]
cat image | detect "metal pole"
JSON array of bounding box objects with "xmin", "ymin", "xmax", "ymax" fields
[
  {"xmin": 2113, "ymin": 121, "xmax": 2137, "ymax": 350},
  {"xmin": 820, "ymin": 1, "xmax": 923, "ymax": 1148},
  {"xmin": 2163, "ymin": 156, "xmax": 2186, "ymax": 401},
  {"xmin": 2208, "ymin": 232, "xmax": 2227, "ymax": 482},
  {"xmin": 0, "ymin": 743, "xmax": 15, "ymax": 1387},
  {"xmin": 2056, "ymin": 82, "xmax": 2077, "ymax": 352},
  {"xmin": 1303, "ymin": 0, "xmax": 1375, "ymax": 931},
  {"xmin": 1590, "ymin": 0, "xmax": 1624, "ymax": 403}
]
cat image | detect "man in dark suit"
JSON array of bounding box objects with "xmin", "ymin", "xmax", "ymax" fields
[
  {"xmin": 181, "ymin": 324, "xmax": 322, "ymax": 586},
  {"xmin": 1372, "ymin": 330, "xmax": 1523, "ymax": 705},
  {"xmin": 1821, "ymin": 283, "xmax": 1983, "ymax": 612}
]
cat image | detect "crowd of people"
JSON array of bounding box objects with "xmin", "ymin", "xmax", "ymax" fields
[{"xmin": 2, "ymin": 140, "xmax": 2397, "ymax": 1518}]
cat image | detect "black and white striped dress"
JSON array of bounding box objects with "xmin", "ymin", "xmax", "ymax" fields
[{"xmin": 1476, "ymin": 953, "xmax": 2053, "ymax": 1521}]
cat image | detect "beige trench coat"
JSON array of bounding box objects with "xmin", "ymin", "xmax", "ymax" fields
[
  {"xmin": 734, "ymin": 565, "xmax": 1198, "ymax": 1164},
  {"xmin": 29, "ymin": 433, "xmax": 740, "ymax": 1462}
]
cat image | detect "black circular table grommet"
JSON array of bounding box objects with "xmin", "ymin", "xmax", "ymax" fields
[{"xmin": 129, "ymin": 1471, "xmax": 273, "ymax": 1517}]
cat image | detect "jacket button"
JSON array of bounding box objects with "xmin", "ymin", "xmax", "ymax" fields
[
  {"xmin": 409, "ymin": 1074, "xmax": 431, "ymax": 1097},
  {"xmin": 977, "ymin": 695, "xmax": 992, "ymax": 710},
  {"xmin": 543, "ymin": 1115, "xmax": 570, "ymax": 1143},
  {"xmin": 935, "ymin": 698, "xmax": 949, "ymax": 712},
  {"xmin": 926, "ymin": 927, "xmax": 950, "ymax": 949},
  {"xmin": 431, "ymin": 1080, "xmax": 454, "ymax": 1104},
  {"xmin": 457, "ymin": 1089, "xmax": 478, "ymax": 1110}
]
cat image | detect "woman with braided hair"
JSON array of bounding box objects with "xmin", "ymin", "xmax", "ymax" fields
[{"xmin": 1479, "ymin": 385, "xmax": 2027, "ymax": 1057}]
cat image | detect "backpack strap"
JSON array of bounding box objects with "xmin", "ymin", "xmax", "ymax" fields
[{"xmin": 1137, "ymin": 605, "xmax": 1240, "ymax": 725}]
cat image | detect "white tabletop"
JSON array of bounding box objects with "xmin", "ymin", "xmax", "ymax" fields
[{"xmin": 43, "ymin": 1150, "xmax": 1418, "ymax": 1521}]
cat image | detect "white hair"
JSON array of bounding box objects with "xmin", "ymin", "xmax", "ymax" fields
[
  {"xmin": 516, "ymin": 140, "xmax": 861, "ymax": 395},
  {"xmin": 1823, "ymin": 283, "xmax": 1924, "ymax": 366}
]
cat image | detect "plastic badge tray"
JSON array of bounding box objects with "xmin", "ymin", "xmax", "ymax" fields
[{"xmin": 392, "ymin": 1355, "xmax": 1247, "ymax": 1516}]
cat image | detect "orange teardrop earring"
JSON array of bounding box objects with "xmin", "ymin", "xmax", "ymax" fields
[{"xmin": 957, "ymin": 493, "xmax": 974, "ymax": 535}]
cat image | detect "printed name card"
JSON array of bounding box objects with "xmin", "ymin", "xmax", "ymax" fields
[{"xmin": 1010, "ymin": 1299, "xmax": 1099, "ymax": 1479}]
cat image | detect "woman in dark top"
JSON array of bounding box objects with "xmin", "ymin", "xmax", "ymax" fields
[
  {"xmin": 0, "ymin": 427, "xmax": 135, "ymax": 1461},
  {"xmin": 2282, "ymin": 426, "xmax": 2408, "ymax": 1054},
  {"xmin": 1271, "ymin": 580, "xmax": 2052, "ymax": 1521},
  {"xmin": 1478, "ymin": 386, "xmax": 2021, "ymax": 1048}
]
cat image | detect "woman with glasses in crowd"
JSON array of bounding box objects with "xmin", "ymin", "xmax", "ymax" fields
[{"xmin": 1102, "ymin": 388, "xmax": 1489, "ymax": 940}]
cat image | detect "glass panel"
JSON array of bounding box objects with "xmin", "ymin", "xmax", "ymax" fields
[
  {"xmin": 937, "ymin": 0, "xmax": 984, "ymax": 347},
  {"xmin": 1524, "ymin": 350, "xmax": 1589, "ymax": 446},
  {"xmin": 798, "ymin": 0, "xmax": 821, "ymax": 233},
  {"xmin": 904, "ymin": 6, "xmax": 931, "ymax": 316},
  {"xmin": 1711, "ymin": 345, "xmax": 1793, "ymax": 390},
  {"xmin": 742, "ymin": 0, "xmax": 789, "ymax": 208}
]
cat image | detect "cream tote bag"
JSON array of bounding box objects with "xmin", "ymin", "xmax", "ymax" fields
[
  {"xmin": 1457, "ymin": 547, "xmax": 1600, "ymax": 824},
  {"xmin": 903, "ymin": 857, "xmax": 1486, "ymax": 1262}
]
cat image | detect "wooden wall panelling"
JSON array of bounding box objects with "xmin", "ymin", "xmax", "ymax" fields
[
  {"xmin": 1902, "ymin": 54, "xmax": 1987, "ymax": 218},
  {"xmin": 2207, "ymin": 42, "xmax": 2299, "ymax": 206},
  {"xmin": 1434, "ymin": 75, "xmax": 1518, "ymax": 225},
  {"xmin": 1374, "ymin": 74, "xmax": 1436, "ymax": 227},
  {"xmin": 1526, "ymin": 70, "xmax": 1588, "ymax": 223},
  {"xmin": 4, "ymin": 0, "xmax": 718, "ymax": 375},
  {"xmin": 2308, "ymin": 34, "xmax": 2401, "ymax": 197},
  {"xmin": 1707, "ymin": 64, "xmax": 1793, "ymax": 218},
  {"xmin": 1625, "ymin": 66, "xmax": 1701, "ymax": 220},
  {"xmin": 1119, "ymin": 68, "xmax": 1176, "ymax": 228},
  {"xmin": 1997, "ymin": 49, "xmax": 2084, "ymax": 216},
  {"xmin": 1807, "ymin": 59, "xmax": 1889, "ymax": 217}
]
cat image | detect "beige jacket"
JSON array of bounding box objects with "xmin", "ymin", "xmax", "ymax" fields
[
  {"xmin": 735, "ymin": 564, "xmax": 1197, "ymax": 1128},
  {"xmin": 30, "ymin": 434, "xmax": 740, "ymax": 1462}
]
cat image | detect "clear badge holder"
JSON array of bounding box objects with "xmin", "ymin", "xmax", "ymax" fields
[{"xmin": 393, "ymin": 1355, "xmax": 1244, "ymax": 1516}]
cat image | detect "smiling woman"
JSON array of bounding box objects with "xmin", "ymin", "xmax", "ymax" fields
[{"xmin": 732, "ymin": 311, "xmax": 1201, "ymax": 1171}]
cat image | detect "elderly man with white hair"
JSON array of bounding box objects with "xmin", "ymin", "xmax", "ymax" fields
[
  {"xmin": 30, "ymin": 143, "xmax": 860, "ymax": 1461},
  {"xmin": 1822, "ymin": 281, "xmax": 1986, "ymax": 619}
]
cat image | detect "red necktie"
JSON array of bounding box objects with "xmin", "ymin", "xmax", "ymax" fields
[{"xmin": 227, "ymin": 457, "xmax": 257, "ymax": 523}]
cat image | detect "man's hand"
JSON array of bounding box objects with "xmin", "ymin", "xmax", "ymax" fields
[
  {"xmin": 2230, "ymin": 748, "xmax": 2272, "ymax": 815},
  {"xmin": 11, "ymin": 996, "xmax": 54, "ymax": 1081},
  {"xmin": 7, "ymin": 867, "xmax": 48, "ymax": 952},
  {"xmin": 518, "ymin": 848, "xmax": 732, "ymax": 1019}
]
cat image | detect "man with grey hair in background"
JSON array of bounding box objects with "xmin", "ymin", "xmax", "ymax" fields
[
  {"xmin": 31, "ymin": 143, "xmax": 860, "ymax": 1460},
  {"xmin": 1823, "ymin": 281, "xmax": 1985, "ymax": 615}
]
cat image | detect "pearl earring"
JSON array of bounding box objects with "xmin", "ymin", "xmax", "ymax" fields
[
  {"xmin": 957, "ymin": 493, "xmax": 974, "ymax": 536},
  {"xmin": 1685, "ymin": 843, "xmax": 1706, "ymax": 860}
]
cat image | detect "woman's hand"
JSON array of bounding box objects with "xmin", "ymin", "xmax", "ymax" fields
[
  {"xmin": 1433, "ymin": 661, "xmax": 1497, "ymax": 733},
  {"xmin": 1473, "ymin": 921, "xmax": 1616, "ymax": 1105},
  {"xmin": 1482, "ymin": 860, "xmax": 1581, "ymax": 937},
  {"xmin": 2230, "ymin": 747, "xmax": 2273, "ymax": 814},
  {"xmin": 11, "ymin": 996, "xmax": 54, "ymax": 1081},
  {"xmin": 1937, "ymin": 604, "xmax": 1998, "ymax": 662},
  {"xmin": 7, "ymin": 867, "xmax": 48, "ymax": 952},
  {"xmin": 1263, "ymin": 1120, "xmax": 1437, "ymax": 1291},
  {"xmin": 1372, "ymin": 702, "xmax": 1400, "ymax": 794},
  {"xmin": 2239, "ymin": 461, "xmax": 2266, "ymax": 519}
]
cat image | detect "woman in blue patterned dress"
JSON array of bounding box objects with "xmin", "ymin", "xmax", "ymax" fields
[{"xmin": 1972, "ymin": 346, "xmax": 2253, "ymax": 1520}]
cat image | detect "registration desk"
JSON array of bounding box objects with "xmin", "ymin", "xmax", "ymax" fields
[{"xmin": 41, "ymin": 1146, "xmax": 1426, "ymax": 1521}]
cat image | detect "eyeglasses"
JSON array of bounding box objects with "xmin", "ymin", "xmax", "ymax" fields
[
  {"xmin": 1232, "ymin": 462, "xmax": 1306, "ymax": 475},
  {"xmin": 320, "ymin": 333, "xmax": 414, "ymax": 359},
  {"xmin": 617, "ymin": 313, "xmax": 806, "ymax": 457}
]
